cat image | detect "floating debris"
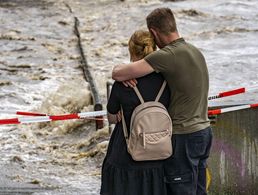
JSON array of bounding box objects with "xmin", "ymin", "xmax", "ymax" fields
[
  {"xmin": 0, "ymin": 80, "xmax": 12, "ymax": 86},
  {"xmin": 29, "ymin": 179, "xmax": 41, "ymax": 185},
  {"xmin": 0, "ymin": 33, "xmax": 36, "ymax": 41},
  {"xmin": 179, "ymin": 9, "xmax": 205, "ymax": 17},
  {"xmin": 58, "ymin": 21, "xmax": 69, "ymax": 26},
  {"xmin": 10, "ymin": 156, "xmax": 25, "ymax": 164}
]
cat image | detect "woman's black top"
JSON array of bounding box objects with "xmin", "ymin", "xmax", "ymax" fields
[{"xmin": 101, "ymin": 72, "xmax": 170, "ymax": 195}]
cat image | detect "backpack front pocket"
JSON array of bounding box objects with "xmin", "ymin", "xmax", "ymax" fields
[{"xmin": 143, "ymin": 129, "xmax": 171, "ymax": 145}]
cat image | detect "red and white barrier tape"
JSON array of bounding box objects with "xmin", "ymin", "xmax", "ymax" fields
[
  {"xmin": 208, "ymin": 103, "xmax": 258, "ymax": 116},
  {"xmin": 1, "ymin": 103, "xmax": 258, "ymax": 124},
  {"xmin": 0, "ymin": 110, "xmax": 47, "ymax": 116},
  {"xmin": 208, "ymin": 86, "xmax": 258, "ymax": 100},
  {"xmin": 0, "ymin": 110, "xmax": 107, "ymax": 125},
  {"xmin": 1, "ymin": 85, "xmax": 258, "ymax": 117},
  {"xmin": 1, "ymin": 84, "xmax": 258, "ymax": 125}
]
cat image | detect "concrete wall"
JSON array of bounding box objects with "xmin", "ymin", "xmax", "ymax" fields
[{"xmin": 209, "ymin": 107, "xmax": 258, "ymax": 195}]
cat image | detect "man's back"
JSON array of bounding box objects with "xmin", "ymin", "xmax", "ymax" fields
[{"xmin": 145, "ymin": 38, "xmax": 210, "ymax": 134}]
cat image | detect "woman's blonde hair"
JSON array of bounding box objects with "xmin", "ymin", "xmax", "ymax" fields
[{"xmin": 128, "ymin": 30, "xmax": 156, "ymax": 60}]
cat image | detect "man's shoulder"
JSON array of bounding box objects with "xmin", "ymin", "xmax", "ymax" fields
[
  {"xmin": 147, "ymin": 46, "xmax": 174, "ymax": 59},
  {"xmin": 144, "ymin": 45, "xmax": 176, "ymax": 73}
]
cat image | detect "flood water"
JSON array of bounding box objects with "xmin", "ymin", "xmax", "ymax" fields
[{"xmin": 0, "ymin": 0, "xmax": 258, "ymax": 194}]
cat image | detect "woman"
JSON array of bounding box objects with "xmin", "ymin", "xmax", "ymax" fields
[{"xmin": 101, "ymin": 30, "xmax": 170, "ymax": 195}]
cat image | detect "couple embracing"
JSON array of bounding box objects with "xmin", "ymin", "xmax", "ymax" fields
[{"xmin": 101, "ymin": 7, "xmax": 212, "ymax": 195}]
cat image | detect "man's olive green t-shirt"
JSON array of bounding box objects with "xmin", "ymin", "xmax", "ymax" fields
[{"xmin": 145, "ymin": 38, "xmax": 210, "ymax": 134}]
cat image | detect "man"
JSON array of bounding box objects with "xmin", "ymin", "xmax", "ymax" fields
[{"xmin": 112, "ymin": 7, "xmax": 212, "ymax": 195}]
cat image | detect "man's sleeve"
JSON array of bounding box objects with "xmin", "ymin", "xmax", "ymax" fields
[
  {"xmin": 144, "ymin": 49, "xmax": 175, "ymax": 73},
  {"xmin": 107, "ymin": 82, "xmax": 120, "ymax": 114}
]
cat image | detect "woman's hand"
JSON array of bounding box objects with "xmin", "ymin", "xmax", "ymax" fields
[{"xmin": 107, "ymin": 111, "xmax": 122, "ymax": 124}]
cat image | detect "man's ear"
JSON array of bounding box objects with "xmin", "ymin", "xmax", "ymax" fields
[
  {"xmin": 149, "ymin": 28, "xmax": 158, "ymax": 38},
  {"xmin": 150, "ymin": 28, "xmax": 161, "ymax": 45}
]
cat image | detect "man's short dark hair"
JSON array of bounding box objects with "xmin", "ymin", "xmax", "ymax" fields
[{"xmin": 146, "ymin": 8, "xmax": 177, "ymax": 35}]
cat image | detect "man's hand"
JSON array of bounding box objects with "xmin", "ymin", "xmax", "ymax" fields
[
  {"xmin": 122, "ymin": 79, "xmax": 138, "ymax": 88},
  {"xmin": 112, "ymin": 59, "xmax": 154, "ymax": 81}
]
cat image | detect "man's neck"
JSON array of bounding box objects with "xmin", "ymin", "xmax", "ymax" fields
[{"xmin": 163, "ymin": 32, "xmax": 180, "ymax": 45}]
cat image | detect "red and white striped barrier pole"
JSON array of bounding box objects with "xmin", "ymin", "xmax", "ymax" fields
[
  {"xmin": 208, "ymin": 86, "xmax": 258, "ymax": 100},
  {"xmin": 0, "ymin": 110, "xmax": 107, "ymax": 125},
  {"xmin": 208, "ymin": 103, "xmax": 258, "ymax": 116}
]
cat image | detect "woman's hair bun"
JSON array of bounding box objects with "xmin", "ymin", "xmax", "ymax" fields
[
  {"xmin": 143, "ymin": 37, "xmax": 155, "ymax": 56},
  {"xmin": 129, "ymin": 30, "xmax": 156, "ymax": 59}
]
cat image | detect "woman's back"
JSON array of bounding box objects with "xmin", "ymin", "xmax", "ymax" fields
[
  {"xmin": 101, "ymin": 30, "xmax": 170, "ymax": 195},
  {"xmin": 106, "ymin": 72, "xmax": 170, "ymax": 167},
  {"xmin": 108, "ymin": 72, "xmax": 170, "ymax": 130},
  {"xmin": 101, "ymin": 73, "xmax": 170, "ymax": 195}
]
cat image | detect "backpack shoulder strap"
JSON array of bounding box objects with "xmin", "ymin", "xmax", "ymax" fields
[
  {"xmin": 121, "ymin": 107, "xmax": 129, "ymax": 145},
  {"xmin": 155, "ymin": 81, "xmax": 167, "ymax": 102},
  {"xmin": 133, "ymin": 86, "xmax": 144, "ymax": 104}
]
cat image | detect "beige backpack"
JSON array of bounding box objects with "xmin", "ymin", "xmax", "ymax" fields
[{"xmin": 121, "ymin": 81, "xmax": 173, "ymax": 161}]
